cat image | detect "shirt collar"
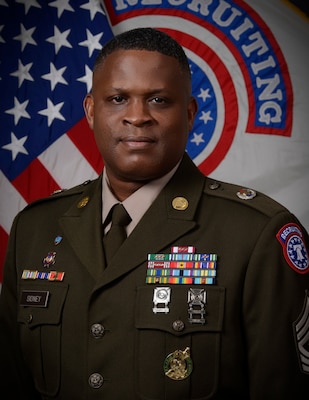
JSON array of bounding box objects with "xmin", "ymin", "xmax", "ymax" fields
[{"xmin": 102, "ymin": 162, "xmax": 180, "ymax": 236}]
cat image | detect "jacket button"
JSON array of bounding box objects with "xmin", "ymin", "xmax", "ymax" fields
[
  {"xmin": 88, "ymin": 373, "xmax": 104, "ymax": 389},
  {"xmin": 27, "ymin": 314, "xmax": 33, "ymax": 324},
  {"xmin": 172, "ymin": 319, "xmax": 185, "ymax": 332},
  {"xmin": 90, "ymin": 323, "xmax": 105, "ymax": 339}
]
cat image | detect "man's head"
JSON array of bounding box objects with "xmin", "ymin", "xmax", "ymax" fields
[
  {"xmin": 93, "ymin": 27, "xmax": 192, "ymax": 94},
  {"xmin": 84, "ymin": 28, "xmax": 198, "ymax": 199}
]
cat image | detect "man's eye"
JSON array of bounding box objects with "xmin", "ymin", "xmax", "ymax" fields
[
  {"xmin": 112, "ymin": 96, "xmax": 124, "ymax": 103},
  {"xmin": 151, "ymin": 97, "xmax": 165, "ymax": 104}
]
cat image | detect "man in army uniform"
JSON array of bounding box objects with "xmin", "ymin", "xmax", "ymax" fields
[{"xmin": 0, "ymin": 27, "xmax": 308, "ymax": 399}]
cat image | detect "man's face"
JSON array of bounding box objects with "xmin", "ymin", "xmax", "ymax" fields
[{"xmin": 84, "ymin": 49, "xmax": 197, "ymax": 184}]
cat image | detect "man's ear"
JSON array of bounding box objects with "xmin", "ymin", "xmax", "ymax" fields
[
  {"xmin": 188, "ymin": 96, "xmax": 198, "ymax": 131},
  {"xmin": 83, "ymin": 94, "xmax": 94, "ymax": 129}
]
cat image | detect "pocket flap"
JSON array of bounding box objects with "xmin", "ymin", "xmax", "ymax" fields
[{"xmin": 18, "ymin": 282, "xmax": 68, "ymax": 328}]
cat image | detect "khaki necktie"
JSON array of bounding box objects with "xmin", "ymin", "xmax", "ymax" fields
[{"xmin": 103, "ymin": 204, "xmax": 131, "ymax": 264}]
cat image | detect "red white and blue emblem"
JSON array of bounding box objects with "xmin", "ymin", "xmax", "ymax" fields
[
  {"xmin": 276, "ymin": 223, "xmax": 309, "ymax": 274},
  {"xmin": 104, "ymin": 0, "xmax": 293, "ymax": 175}
]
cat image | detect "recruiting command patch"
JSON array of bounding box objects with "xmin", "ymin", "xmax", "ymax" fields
[{"xmin": 276, "ymin": 223, "xmax": 309, "ymax": 274}]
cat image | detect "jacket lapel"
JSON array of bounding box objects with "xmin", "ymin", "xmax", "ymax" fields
[
  {"xmin": 95, "ymin": 154, "xmax": 206, "ymax": 288},
  {"xmin": 59, "ymin": 177, "xmax": 106, "ymax": 282},
  {"xmin": 58, "ymin": 155, "xmax": 206, "ymax": 288}
]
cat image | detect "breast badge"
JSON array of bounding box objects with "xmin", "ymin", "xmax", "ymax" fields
[
  {"xmin": 187, "ymin": 288, "xmax": 207, "ymax": 324},
  {"xmin": 152, "ymin": 287, "xmax": 171, "ymax": 314},
  {"xmin": 163, "ymin": 347, "xmax": 193, "ymax": 380},
  {"xmin": 42, "ymin": 251, "xmax": 56, "ymax": 268}
]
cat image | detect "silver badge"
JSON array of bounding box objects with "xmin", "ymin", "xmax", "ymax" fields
[
  {"xmin": 153, "ymin": 287, "xmax": 171, "ymax": 314},
  {"xmin": 188, "ymin": 288, "xmax": 207, "ymax": 324}
]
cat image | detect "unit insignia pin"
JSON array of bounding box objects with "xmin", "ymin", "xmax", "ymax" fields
[
  {"xmin": 172, "ymin": 197, "xmax": 189, "ymax": 211},
  {"xmin": 152, "ymin": 287, "xmax": 171, "ymax": 314},
  {"xmin": 163, "ymin": 347, "xmax": 193, "ymax": 380},
  {"xmin": 77, "ymin": 196, "xmax": 90, "ymax": 208},
  {"xmin": 54, "ymin": 235, "xmax": 63, "ymax": 245},
  {"xmin": 42, "ymin": 252, "xmax": 56, "ymax": 268},
  {"xmin": 236, "ymin": 188, "xmax": 256, "ymax": 200}
]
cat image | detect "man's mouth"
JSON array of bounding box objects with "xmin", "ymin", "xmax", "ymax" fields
[{"xmin": 120, "ymin": 135, "xmax": 156, "ymax": 149}]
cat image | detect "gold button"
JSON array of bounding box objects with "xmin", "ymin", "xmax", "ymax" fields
[
  {"xmin": 77, "ymin": 196, "xmax": 90, "ymax": 208},
  {"xmin": 172, "ymin": 197, "xmax": 189, "ymax": 211}
]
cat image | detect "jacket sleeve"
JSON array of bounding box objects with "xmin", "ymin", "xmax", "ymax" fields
[
  {"xmin": 243, "ymin": 210, "xmax": 309, "ymax": 399},
  {"xmin": 0, "ymin": 214, "xmax": 41, "ymax": 399}
]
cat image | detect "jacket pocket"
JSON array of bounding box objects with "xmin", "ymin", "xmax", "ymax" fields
[
  {"xmin": 135, "ymin": 285, "xmax": 225, "ymax": 400},
  {"xmin": 17, "ymin": 282, "xmax": 68, "ymax": 397}
]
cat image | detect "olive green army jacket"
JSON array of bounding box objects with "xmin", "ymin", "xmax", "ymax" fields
[{"xmin": 1, "ymin": 154, "xmax": 309, "ymax": 399}]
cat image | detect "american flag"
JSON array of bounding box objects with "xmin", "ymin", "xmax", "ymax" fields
[{"xmin": 0, "ymin": 0, "xmax": 114, "ymax": 278}]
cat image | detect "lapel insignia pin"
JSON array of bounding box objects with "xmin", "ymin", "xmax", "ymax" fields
[
  {"xmin": 77, "ymin": 196, "xmax": 90, "ymax": 208},
  {"xmin": 172, "ymin": 197, "xmax": 189, "ymax": 211}
]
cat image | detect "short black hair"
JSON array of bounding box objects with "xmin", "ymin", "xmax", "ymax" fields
[{"xmin": 94, "ymin": 27, "xmax": 191, "ymax": 82}]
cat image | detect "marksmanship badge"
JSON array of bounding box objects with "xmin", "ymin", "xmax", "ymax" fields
[
  {"xmin": 152, "ymin": 287, "xmax": 171, "ymax": 314},
  {"xmin": 188, "ymin": 288, "xmax": 207, "ymax": 324}
]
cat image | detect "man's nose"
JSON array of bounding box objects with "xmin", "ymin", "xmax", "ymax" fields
[{"xmin": 123, "ymin": 99, "xmax": 153, "ymax": 126}]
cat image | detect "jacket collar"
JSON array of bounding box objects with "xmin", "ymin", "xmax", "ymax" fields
[{"xmin": 59, "ymin": 154, "xmax": 206, "ymax": 287}]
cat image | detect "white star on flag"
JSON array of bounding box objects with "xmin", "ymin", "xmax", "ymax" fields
[
  {"xmin": 46, "ymin": 26, "xmax": 72, "ymax": 54},
  {"xmin": 77, "ymin": 65, "xmax": 93, "ymax": 93},
  {"xmin": 38, "ymin": 98, "xmax": 65, "ymax": 127},
  {"xmin": 42, "ymin": 63, "xmax": 68, "ymax": 91},
  {"xmin": 80, "ymin": 0, "xmax": 105, "ymax": 21},
  {"xmin": 2, "ymin": 133, "xmax": 29, "ymax": 161},
  {"xmin": 199, "ymin": 110, "xmax": 213, "ymax": 124},
  {"xmin": 16, "ymin": 0, "xmax": 41, "ymax": 14},
  {"xmin": 198, "ymin": 88, "xmax": 212, "ymax": 102},
  {"xmin": 13, "ymin": 24, "xmax": 37, "ymax": 51},
  {"xmin": 10, "ymin": 60, "xmax": 34, "ymax": 87},
  {"xmin": 5, "ymin": 97, "xmax": 30, "ymax": 125},
  {"xmin": 191, "ymin": 132, "xmax": 205, "ymax": 146},
  {"xmin": 79, "ymin": 29, "xmax": 104, "ymax": 57},
  {"xmin": 49, "ymin": 0, "xmax": 74, "ymax": 18}
]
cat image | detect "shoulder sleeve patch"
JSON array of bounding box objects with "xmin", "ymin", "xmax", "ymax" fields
[{"xmin": 276, "ymin": 223, "xmax": 309, "ymax": 274}]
